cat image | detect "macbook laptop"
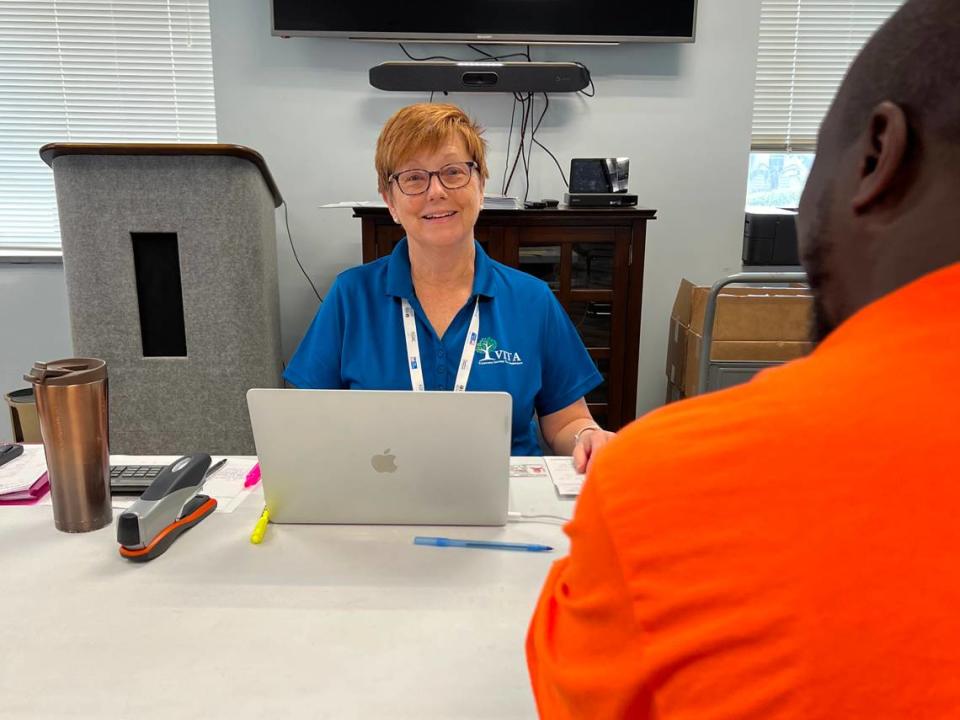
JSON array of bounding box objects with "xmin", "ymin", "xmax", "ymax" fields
[{"xmin": 246, "ymin": 389, "xmax": 512, "ymax": 526}]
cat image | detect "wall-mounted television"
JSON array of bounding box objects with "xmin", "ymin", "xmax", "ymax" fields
[{"xmin": 271, "ymin": 1, "xmax": 698, "ymax": 44}]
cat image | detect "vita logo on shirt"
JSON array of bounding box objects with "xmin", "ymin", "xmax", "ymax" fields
[{"xmin": 475, "ymin": 337, "xmax": 523, "ymax": 366}]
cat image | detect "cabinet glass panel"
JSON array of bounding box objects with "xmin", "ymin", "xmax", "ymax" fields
[
  {"xmin": 567, "ymin": 300, "xmax": 612, "ymax": 348},
  {"xmin": 586, "ymin": 357, "xmax": 610, "ymax": 404},
  {"xmin": 572, "ymin": 243, "xmax": 615, "ymax": 289},
  {"xmin": 519, "ymin": 245, "xmax": 561, "ymax": 290}
]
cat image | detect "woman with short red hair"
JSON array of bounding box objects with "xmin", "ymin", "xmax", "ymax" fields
[{"xmin": 285, "ymin": 103, "xmax": 612, "ymax": 468}]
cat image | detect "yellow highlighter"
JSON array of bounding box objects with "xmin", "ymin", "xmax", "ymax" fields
[{"xmin": 250, "ymin": 507, "xmax": 270, "ymax": 544}]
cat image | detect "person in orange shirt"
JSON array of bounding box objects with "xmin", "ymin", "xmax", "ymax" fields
[{"xmin": 527, "ymin": 0, "xmax": 960, "ymax": 717}]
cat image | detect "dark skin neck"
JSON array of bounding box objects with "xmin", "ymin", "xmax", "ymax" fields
[{"xmin": 838, "ymin": 148, "xmax": 960, "ymax": 320}]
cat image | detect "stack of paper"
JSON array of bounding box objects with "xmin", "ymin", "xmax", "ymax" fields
[
  {"xmin": 484, "ymin": 195, "xmax": 520, "ymax": 210},
  {"xmin": 319, "ymin": 200, "xmax": 387, "ymax": 209},
  {"xmin": 0, "ymin": 445, "xmax": 49, "ymax": 505},
  {"xmin": 544, "ymin": 456, "xmax": 585, "ymax": 497}
]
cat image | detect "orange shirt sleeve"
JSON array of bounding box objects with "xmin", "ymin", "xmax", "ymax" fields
[{"xmin": 526, "ymin": 473, "xmax": 650, "ymax": 719}]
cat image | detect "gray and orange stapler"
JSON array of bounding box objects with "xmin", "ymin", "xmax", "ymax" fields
[{"xmin": 117, "ymin": 453, "xmax": 218, "ymax": 562}]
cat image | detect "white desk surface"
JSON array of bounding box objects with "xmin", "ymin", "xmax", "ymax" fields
[{"xmin": 0, "ymin": 458, "xmax": 574, "ymax": 719}]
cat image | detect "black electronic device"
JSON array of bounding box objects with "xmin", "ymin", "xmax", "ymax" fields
[
  {"xmin": 369, "ymin": 61, "xmax": 590, "ymax": 93},
  {"xmin": 0, "ymin": 442, "xmax": 24, "ymax": 468},
  {"xmin": 570, "ymin": 158, "xmax": 630, "ymax": 193},
  {"xmin": 564, "ymin": 192, "xmax": 638, "ymax": 208},
  {"xmin": 110, "ymin": 459, "xmax": 227, "ymax": 496},
  {"xmin": 542, "ymin": 199, "xmax": 560, "ymax": 208},
  {"xmin": 524, "ymin": 200, "xmax": 548, "ymax": 209},
  {"xmin": 742, "ymin": 209, "xmax": 800, "ymax": 266},
  {"xmin": 273, "ymin": 1, "xmax": 698, "ymax": 44}
]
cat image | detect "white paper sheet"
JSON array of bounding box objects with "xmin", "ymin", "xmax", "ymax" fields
[
  {"xmin": 318, "ymin": 200, "xmax": 387, "ymax": 208},
  {"xmin": 0, "ymin": 444, "xmax": 47, "ymax": 495},
  {"xmin": 509, "ymin": 459, "xmax": 548, "ymax": 478},
  {"xmin": 544, "ymin": 455, "xmax": 585, "ymax": 497}
]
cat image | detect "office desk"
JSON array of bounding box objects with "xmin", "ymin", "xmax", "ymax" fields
[{"xmin": 0, "ymin": 469, "xmax": 573, "ymax": 719}]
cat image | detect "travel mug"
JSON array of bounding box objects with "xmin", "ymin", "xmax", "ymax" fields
[{"xmin": 24, "ymin": 358, "xmax": 112, "ymax": 533}]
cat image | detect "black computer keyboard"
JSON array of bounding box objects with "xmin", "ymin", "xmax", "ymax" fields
[{"xmin": 110, "ymin": 465, "xmax": 166, "ymax": 495}]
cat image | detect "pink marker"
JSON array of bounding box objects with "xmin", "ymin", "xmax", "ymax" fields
[{"xmin": 243, "ymin": 463, "xmax": 261, "ymax": 488}]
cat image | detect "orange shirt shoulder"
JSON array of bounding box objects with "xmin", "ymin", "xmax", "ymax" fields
[{"xmin": 528, "ymin": 264, "xmax": 960, "ymax": 719}]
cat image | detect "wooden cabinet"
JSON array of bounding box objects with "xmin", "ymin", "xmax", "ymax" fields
[{"xmin": 354, "ymin": 207, "xmax": 656, "ymax": 430}]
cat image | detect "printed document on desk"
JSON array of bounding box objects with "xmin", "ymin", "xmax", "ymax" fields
[
  {"xmin": 319, "ymin": 200, "xmax": 387, "ymax": 209},
  {"xmin": 544, "ymin": 456, "xmax": 585, "ymax": 497},
  {"xmin": 0, "ymin": 444, "xmax": 46, "ymax": 495}
]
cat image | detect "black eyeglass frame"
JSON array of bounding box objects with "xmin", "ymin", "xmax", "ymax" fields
[{"xmin": 388, "ymin": 161, "xmax": 479, "ymax": 196}]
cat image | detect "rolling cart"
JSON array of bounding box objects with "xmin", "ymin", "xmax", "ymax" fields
[{"xmin": 696, "ymin": 272, "xmax": 809, "ymax": 395}]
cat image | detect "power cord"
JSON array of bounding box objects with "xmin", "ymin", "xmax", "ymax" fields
[
  {"xmin": 399, "ymin": 42, "xmax": 586, "ymax": 198},
  {"xmin": 508, "ymin": 511, "xmax": 570, "ymax": 524},
  {"xmin": 399, "ymin": 43, "xmax": 459, "ymax": 62},
  {"xmin": 400, "ymin": 43, "xmax": 532, "ymax": 63},
  {"xmin": 532, "ymin": 92, "xmax": 569, "ymax": 188},
  {"xmin": 577, "ymin": 62, "xmax": 596, "ymax": 97},
  {"xmin": 282, "ymin": 201, "xmax": 322, "ymax": 303},
  {"xmin": 501, "ymin": 94, "xmax": 519, "ymax": 194}
]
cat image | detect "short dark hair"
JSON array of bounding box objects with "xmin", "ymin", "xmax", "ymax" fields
[{"xmin": 834, "ymin": 0, "xmax": 960, "ymax": 146}]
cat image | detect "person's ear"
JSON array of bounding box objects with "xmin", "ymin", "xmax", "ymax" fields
[
  {"xmin": 381, "ymin": 189, "xmax": 400, "ymax": 224},
  {"xmin": 851, "ymin": 101, "xmax": 909, "ymax": 214}
]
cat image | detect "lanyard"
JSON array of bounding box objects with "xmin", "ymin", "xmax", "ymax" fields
[{"xmin": 401, "ymin": 297, "xmax": 480, "ymax": 392}]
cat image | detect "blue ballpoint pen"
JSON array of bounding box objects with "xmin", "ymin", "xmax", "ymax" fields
[{"xmin": 414, "ymin": 536, "xmax": 553, "ymax": 552}]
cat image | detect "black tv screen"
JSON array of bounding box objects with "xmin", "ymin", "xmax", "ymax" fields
[{"xmin": 271, "ymin": 1, "xmax": 698, "ymax": 44}]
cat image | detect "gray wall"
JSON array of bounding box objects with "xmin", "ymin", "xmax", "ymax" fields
[
  {"xmin": 0, "ymin": 0, "xmax": 762, "ymax": 441},
  {"xmin": 0, "ymin": 262, "xmax": 72, "ymax": 441},
  {"xmin": 209, "ymin": 0, "xmax": 763, "ymax": 418}
]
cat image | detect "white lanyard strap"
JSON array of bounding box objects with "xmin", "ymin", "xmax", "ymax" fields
[{"xmin": 401, "ymin": 297, "xmax": 480, "ymax": 392}]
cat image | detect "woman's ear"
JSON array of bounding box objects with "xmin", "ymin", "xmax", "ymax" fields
[{"xmin": 381, "ymin": 190, "xmax": 400, "ymax": 224}]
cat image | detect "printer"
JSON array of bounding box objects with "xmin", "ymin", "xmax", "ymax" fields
[{"xmin": 742, "ymin": 208, "xmax": 800, "ymax": 266}]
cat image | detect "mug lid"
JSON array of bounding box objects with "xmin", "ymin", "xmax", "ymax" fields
[{"xmin": 24, "ymin": 358, "xmax": 107, "ymax": 386}]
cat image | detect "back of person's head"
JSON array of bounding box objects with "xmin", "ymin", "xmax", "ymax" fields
[
  {"xmin": 798, "ymin": 0, "xmax": 960, "ymax": 342},
  {"xmin": 375, "ymin": 103, "xmax": 489, "ymax": 194}
]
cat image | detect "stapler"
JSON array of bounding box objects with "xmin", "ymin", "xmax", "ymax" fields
[{"xmin": 117, "ymin": 453, "xmax": 218, "ymax": 562}]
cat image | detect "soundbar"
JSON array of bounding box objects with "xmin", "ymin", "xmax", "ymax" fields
[{"xmin": 369, "ymin": 61, "xmax": 590, "ymax": 93}]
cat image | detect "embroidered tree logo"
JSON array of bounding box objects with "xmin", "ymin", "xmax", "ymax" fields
[{"xmin": 476, "ymin": 337, "xmax": 497, "ymax": 362}]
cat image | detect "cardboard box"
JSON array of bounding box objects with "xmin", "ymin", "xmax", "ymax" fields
[{"xmin": 666, "ymin": 278, "xmax": 813, "ymax": 398}]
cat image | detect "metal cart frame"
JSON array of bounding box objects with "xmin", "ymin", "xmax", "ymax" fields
[{"xmin": 696, "ymin": 272, "xmax": 809, "ymax": 395}]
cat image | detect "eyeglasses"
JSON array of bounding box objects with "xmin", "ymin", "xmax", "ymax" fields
[{"xmin": 389, "ymin": 161, "xmax": 478, "ymax": 196}]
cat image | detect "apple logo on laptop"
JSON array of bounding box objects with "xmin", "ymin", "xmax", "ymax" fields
[{"xmin": 371, "ymin": 449, "xmax": 398, "ymax": 473}]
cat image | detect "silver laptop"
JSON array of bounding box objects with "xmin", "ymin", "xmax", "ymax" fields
[{"xmin": 246, "ymin": 389, "xmax": 512, "ymax": 526}]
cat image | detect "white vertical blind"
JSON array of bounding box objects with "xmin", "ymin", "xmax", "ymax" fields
[
  {"xmin": 0, "ymin": 0, "xmax": 217, "ymax": 249},
  {"xmin": 751, "ymin": 0, "xmax": 904, "ymax": 152}
]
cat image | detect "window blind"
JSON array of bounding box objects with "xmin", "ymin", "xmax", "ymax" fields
[
  {"xmin": 751, "ymin": 0, "xmax": 904, "ymax": 152},
  {"xmin": 0, "ymin": 0, "xmax": 216, "ymax": 249}
]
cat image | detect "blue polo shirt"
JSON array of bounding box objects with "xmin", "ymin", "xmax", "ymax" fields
[{"xmin": 283, "ymin": 238, "xmax": 602, "ymax": 455}]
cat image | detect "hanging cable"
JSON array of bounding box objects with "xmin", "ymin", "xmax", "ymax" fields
[
  {"xmin": 501, "ymin": 94, "xmax": 519, "ymax": 195},
  {"xmin": 282, "ymin": 202, "xmax": 322, "ymax": 303},
  {"xmin": 398, "ymin": 43, "xmax": 458, "ymax": 62},
  {"xmin": 531, "ymin": 92, "xmax": 569, "ymax": 188},
  {"xmin": 523, "ymin": 93, "xmax": 535, "ymax": 202},
  {"xmin": 577, "ymin": 62, "xmax": 596, "ymax": 97}
]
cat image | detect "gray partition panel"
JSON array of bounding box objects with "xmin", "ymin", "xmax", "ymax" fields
[{"xmin": 49, "ymin": 152, "xmax": 282, "ymax": 454}]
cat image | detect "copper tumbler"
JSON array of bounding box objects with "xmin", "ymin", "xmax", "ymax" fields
[{"xmin": 25, "ymin": 358, "xmax": 112, "ymax": 533}]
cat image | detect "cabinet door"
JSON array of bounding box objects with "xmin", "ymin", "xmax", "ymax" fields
[{"xmin": 505, "ymin": 226, "xmax": 631, "ymax": 430}]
